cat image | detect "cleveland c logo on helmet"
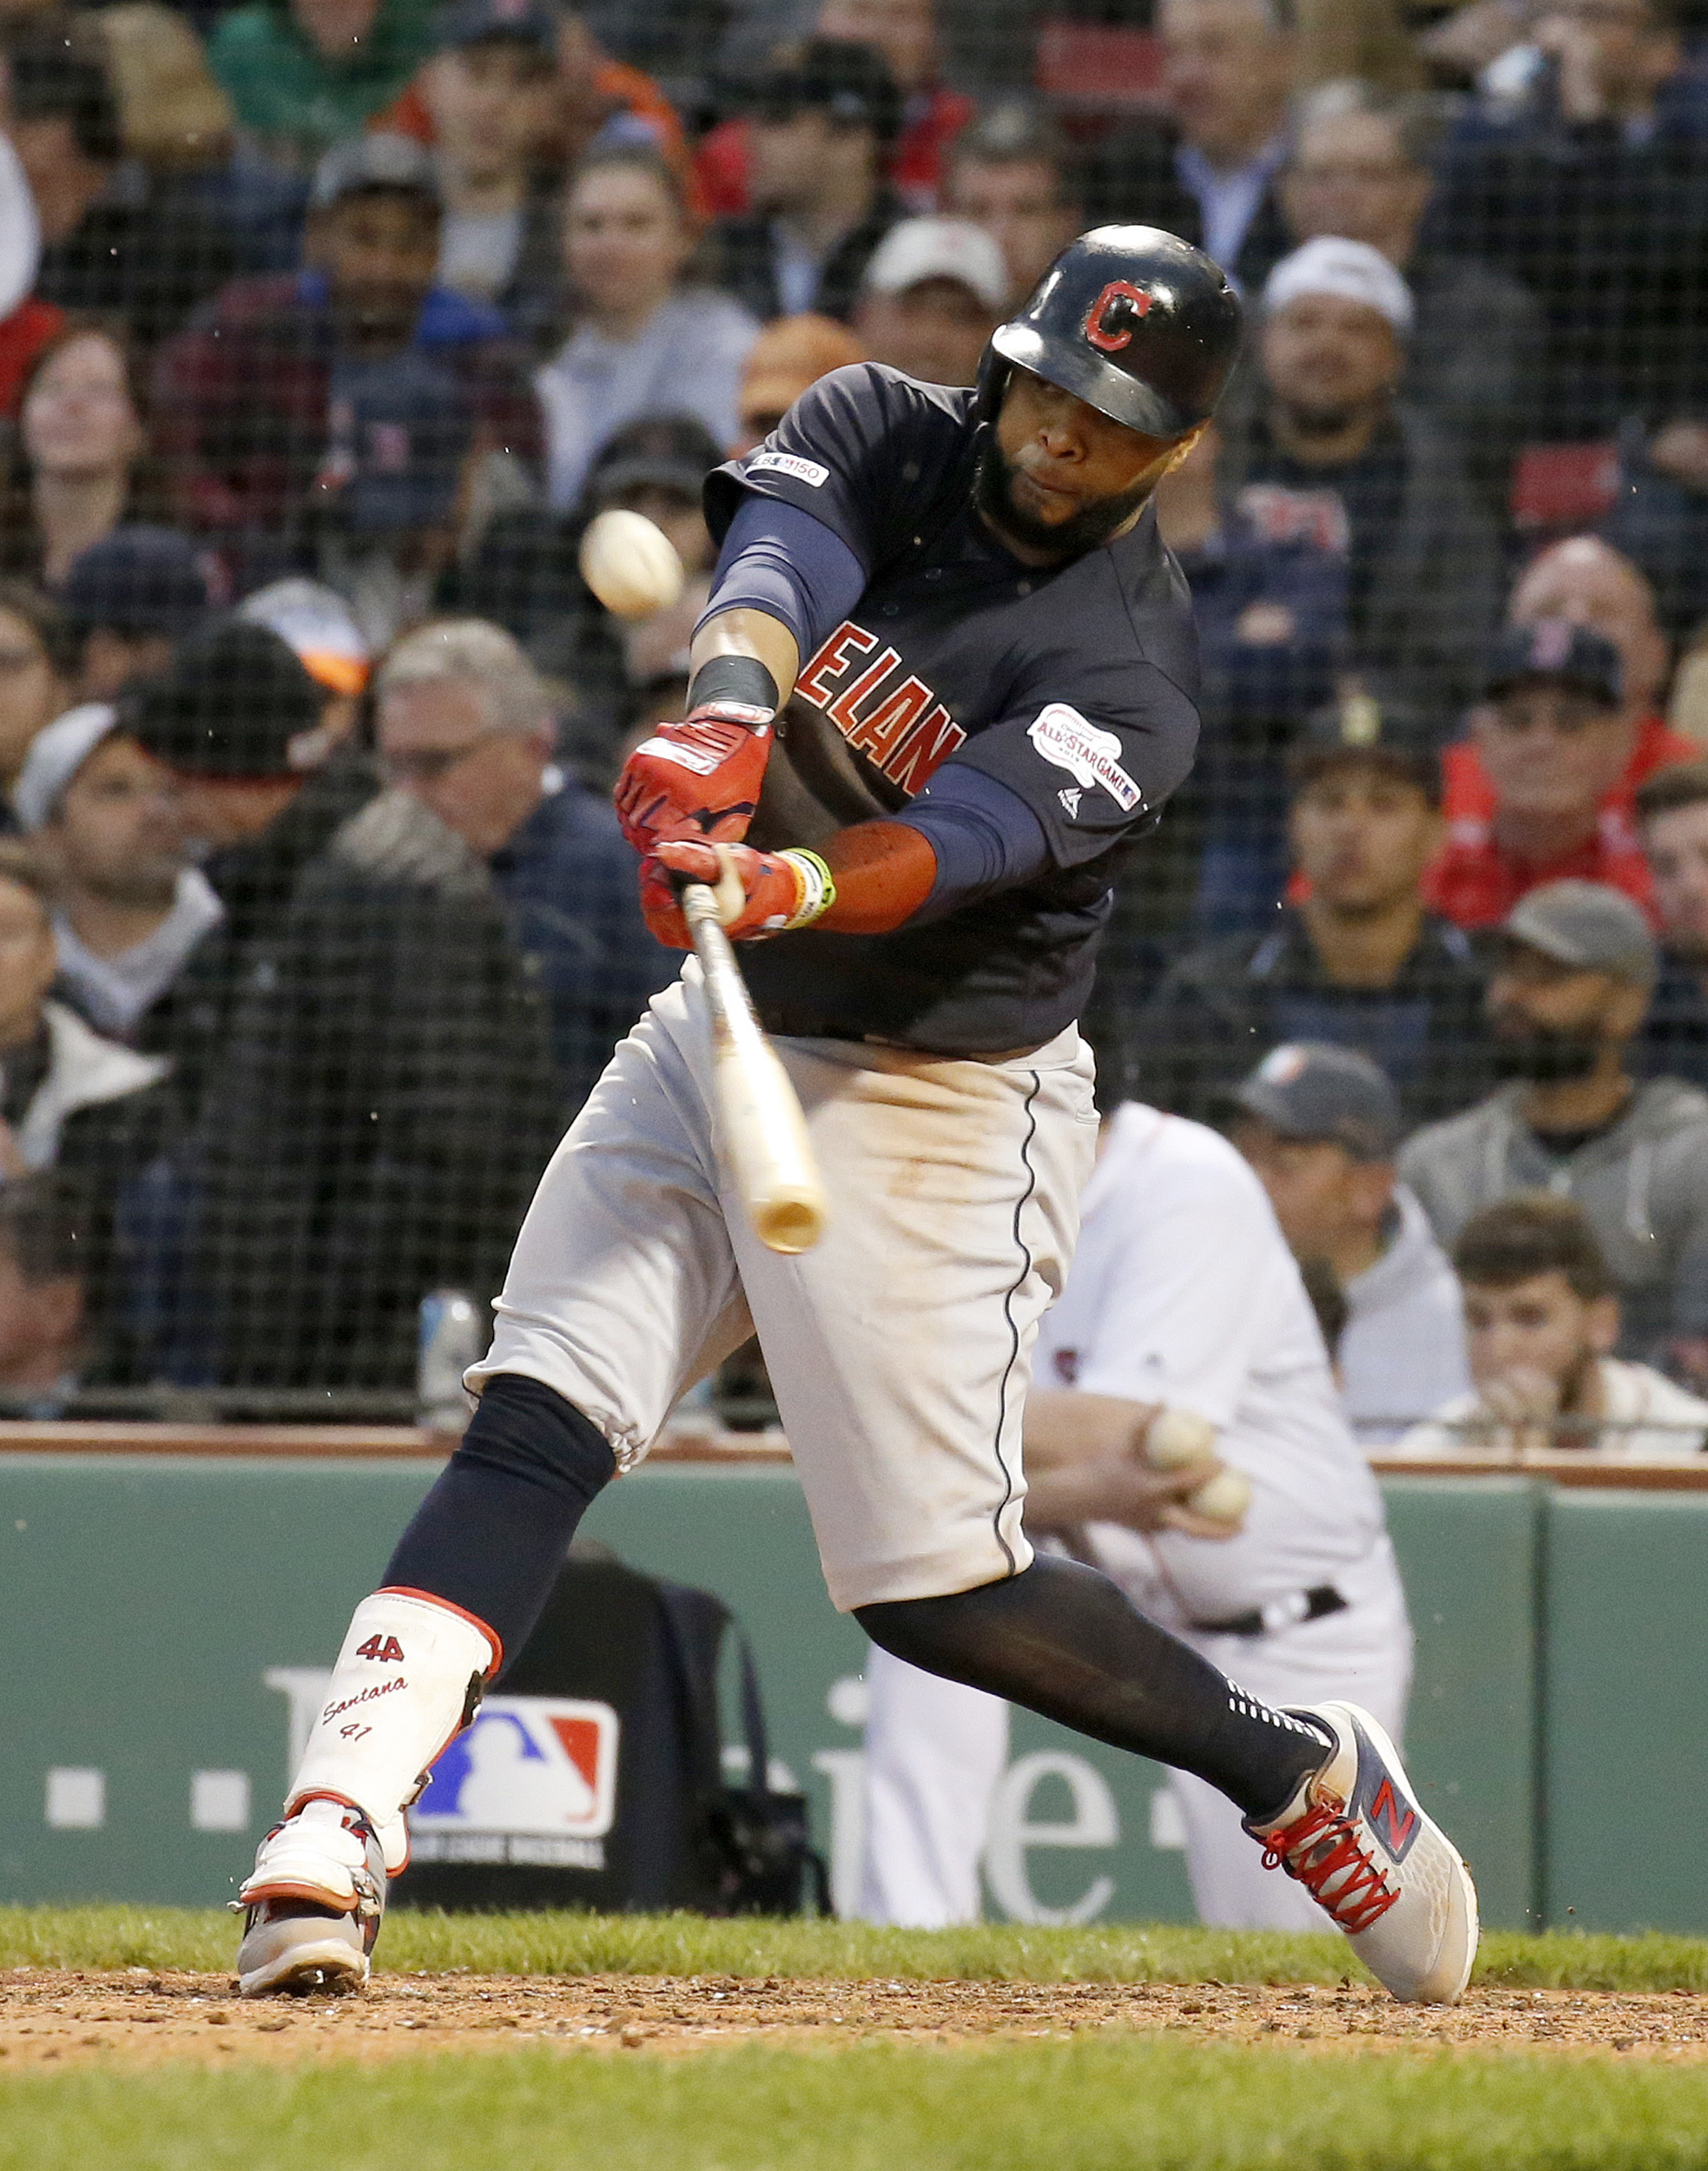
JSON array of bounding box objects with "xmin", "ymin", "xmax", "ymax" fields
[{"xmin": 1083, "ymin": 280, "xmax": 1154, "ymax": 354}]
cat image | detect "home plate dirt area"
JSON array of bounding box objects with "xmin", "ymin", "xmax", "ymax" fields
[{"xmin": 6, "ymin": 1967, "xmax": 1708, "ymax": 2068}]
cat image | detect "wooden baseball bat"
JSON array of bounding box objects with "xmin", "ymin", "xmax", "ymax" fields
[{"xmin": 679, "ymin": 875, "xmax": 829, "ymax": 1255}]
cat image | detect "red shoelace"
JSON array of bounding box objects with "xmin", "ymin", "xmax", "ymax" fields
[{"xmin": 1262, "ymin": 1799, "xmax": 1400, "ymax": 1934}]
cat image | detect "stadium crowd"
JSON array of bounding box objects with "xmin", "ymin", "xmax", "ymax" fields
[{"xmin": 1, "ymin": 0, "xmax": 1707, "ymax": 1455}]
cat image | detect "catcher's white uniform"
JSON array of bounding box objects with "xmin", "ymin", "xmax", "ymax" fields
[{"xmin": 861, "ymin": 1103, "xmax": 1413, "ymax": 1930}]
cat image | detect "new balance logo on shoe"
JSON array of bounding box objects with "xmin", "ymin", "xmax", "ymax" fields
[{"xmin": 1356, "ymin": 1769, "xmax": 1421, "ymax": 1864}]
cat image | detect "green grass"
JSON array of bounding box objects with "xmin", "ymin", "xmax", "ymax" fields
[
  {"xmin": 4, "ymin": 2036, "xmax": 1708, "ymax": 2171},
  {"xmin": 6, "ymin": 1904, "xmax": 1708, "ymax": 1992}
]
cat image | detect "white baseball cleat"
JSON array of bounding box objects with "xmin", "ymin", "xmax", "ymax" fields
[
  {"xmin": 234, "ymin": 1797, "xmax": 390, "ymax": 1997},
  {"xmin": 1245, "ymin": 1699, "xmax": 1479, "ymax": 2004}
]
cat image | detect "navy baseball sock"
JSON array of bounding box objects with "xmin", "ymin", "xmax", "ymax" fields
[
  {"xmin": 857, "ymin": 1555, "xmax": 1330, "ymax": 1821},
  {"xmin": 382, "ymin": 1374, "xmax": 615, "ymax": 1673}
]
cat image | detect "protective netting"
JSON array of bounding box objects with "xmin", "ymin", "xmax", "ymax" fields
[{"xmin": 1, "ymin": 0, "xmax": 1706, "ymax": 1444}]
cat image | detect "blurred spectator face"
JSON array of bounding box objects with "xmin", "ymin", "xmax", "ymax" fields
[
  {"xmin": 8, "ymin": 114, "xmax": 112, "ymax": 247},
  {"xmin": 749, "ymin": 105, "xmax": 875, "ymax": 219},
  {"xmin": 22, "ymin": 332, "xmax": 142, "ymax": 486},
  {"xmin": 324, "ymin": 190, "xmax": 442, "ymax": 350},
  {"xmin": 1534, "ymin": 0, "xmax": 1681, "ymax": 112},
  {"xmin": 1509, "ymin": 538, "xmax": 1668, "ymax": 722},
  {"xmin": 1486, "ymin": 940, "xmax": 1645, "ymax": 1079},
  {"xmin": 1159, "ymin": 0, "xmax": 1296, "ymax": 168},
  {"xmin": 0, "ymin": 872, "xmax": 58, "ymax": 1048},
  {"xmin": 854, "ymin": 274, "xmax": 995, "ymax": 386},
  {"xmin": 817, "ymin": 0, "xmax": 937, "ymax": 93},
  {"xmin": 1262, "ymin": 294, "xmax": 1400, "ymax": 427},
  {"xmin": 733, "ymin": 314, "xmax": 867, "ymax": 453},
  {"xmin": 563, "ymin": 161, "xmax": 692, "ymax": 323},
  {"xmin": 1281, "ymin": 107, "xmax": 1430, "ymax": 267},
  {"xmin": 1643, "ymin": 796, "xmax": 1708, "ymax": 961},
  {"xmin": 292, "ymin": 0, "xmax": 380, "ymax": 57},
  {"xmin": 424, "ymin": 37, "xmax": 555, "ymax": 187},
  {"xmin": 1473, "ymin": 682, "xmax": 1631, "ymax": 832},
  {"xmin": 44, "ymin": 736, "xmax": 183, "ymax": 913},
  {"xmin": 1461, "ymin": 1270, "xmax": 1618, "ymax": 1405},
  {"xmin": 946, "ymin": 155, "xmax": 1078, "ymax": 305},
  {"xmin": 1229, "ymin": 1117, "xmax": 1394, "ymax": 1261},
  {"xmin": 1289, "ymin": 763, "xmax": 1442, "ymax": 911},
  {"xmin": 0, "ymin": 1227, "xmax": 82, "ymax": 1389},
  {"xmin": 378, "ymin": 676, "xmax": 553, "ymax": 856},
  {"xmin": 169, "ymin": 775, "xmax": 304, "ymax": 852},
  {"xmin": 78, "ymin": 629, "xmax": 175, "ymax": 703},
  {"xmin": 0, "ymin": 605, "xmax": 67, "ymax": 780}
]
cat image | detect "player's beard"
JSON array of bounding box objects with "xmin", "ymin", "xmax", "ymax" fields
[{"xmin": 974, "ymin": 441, "xmax": 1158, "ymax": 561}]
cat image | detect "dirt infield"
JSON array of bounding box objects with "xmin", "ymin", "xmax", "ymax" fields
[{"xmin": 5, "ymin": 1966, "xmax": 1708, "ymax": 2069}]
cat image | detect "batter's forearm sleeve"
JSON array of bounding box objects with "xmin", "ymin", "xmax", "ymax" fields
[
  {"xmin": 697, "ymin": 496, "xmax": 867, "ymax": 663},
  {"xmin": 889, "ymin": 764, "xmax": 1052, "ymax": 925}
]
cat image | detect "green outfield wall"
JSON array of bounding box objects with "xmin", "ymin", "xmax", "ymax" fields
[{"xmin": 0, "ymin": 1456, "xmax": 1698, "ymax": 1930}]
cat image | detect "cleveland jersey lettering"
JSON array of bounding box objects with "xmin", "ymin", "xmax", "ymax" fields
[{"xmin": 794, "ymin": 621, "xmax": 967, "ymax": 794}]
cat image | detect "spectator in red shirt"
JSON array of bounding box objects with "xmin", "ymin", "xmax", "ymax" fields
[
  {"xmin": 1510, "ymin": 535, "xmax": 1682, "ymax": 779},
  {"xmin": 697, "ymin": 0, "xmax": 972, "ymax": 218},
  {"xmin": 1424, "ymin": 621, "xmax": 1676, "ymax": 927},
  {"xmin": 0, "ymin": 128, "xmax": 63, "ymax": 419},
  {"xmin": 1428, "ymin": 536, "xmax": 1695, "ymax": 927}
]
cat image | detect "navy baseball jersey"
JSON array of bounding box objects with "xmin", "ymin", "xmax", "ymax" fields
[{"xmin": 704, "ymin": 363, "xmax": 1203, "ymax": 1054}]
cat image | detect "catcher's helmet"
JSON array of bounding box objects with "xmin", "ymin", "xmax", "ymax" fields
[{"xmin": 979, "ymin": 226, "xmax": 1242, "ymax": 441}]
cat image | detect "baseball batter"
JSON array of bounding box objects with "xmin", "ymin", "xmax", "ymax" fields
[
  {"xmin": 861, "ymin": 1101, "xmax": 1415, "ymax": 1931},
  {"xmin": 234, "ymin": 228, "xmax": 1477, "ymax": 2004}
]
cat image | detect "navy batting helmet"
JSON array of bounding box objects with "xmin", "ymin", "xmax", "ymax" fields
[{"xmin": 979, "ymin": 226, "xmax": 1243, "ymax": 441}]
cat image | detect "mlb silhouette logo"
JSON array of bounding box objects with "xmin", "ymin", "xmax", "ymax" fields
[{"xmin": 412, "ymin": 1697, "xmax": 620, "ymax": 1838}]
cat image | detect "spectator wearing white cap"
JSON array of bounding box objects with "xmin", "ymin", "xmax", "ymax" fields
[
  {"xmin": 851, "ymin": 216, "xmax": 1008, "ymax": 387},
  {"xmin": 1215, "ymin": 234, "xmax": 1500, "ymax": 720},
  {"xmin": 14, "ymin": 702, "xmax": 222, "ymax": 1044}
]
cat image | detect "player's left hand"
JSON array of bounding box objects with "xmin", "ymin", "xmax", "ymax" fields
[
  {"xmin": 614, "ymin": 703, "xmax": 773, "ymax": 854},
  {"xmin": 640, "ymin": 838, "xmax": 835, "ymax": 947}
]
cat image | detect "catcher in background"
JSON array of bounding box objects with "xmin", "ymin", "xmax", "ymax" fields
[{"xmin": 861, "ymin": 1094, "xmax": 1413, "ymax": 1930}]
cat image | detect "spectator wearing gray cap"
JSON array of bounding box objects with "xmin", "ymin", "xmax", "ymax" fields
[
  {"xmin": 1422, "ymin": 619, "xmax": 1684, "ymax": 932},
  {"xmin": 1400, "ymin": 881, "xmax": 1708, "ymax": 1359},
  {"xmin": 1222, "ymin": 1041, "xmax": 1470, "ymax": 1445},
  {"xmin": 1214, "ymin": 234, "xmax": 1500, "ymax": 720},
  {"xmin": 151, "ymin": 134, "xmax": 541, "ymax": 591},
  {"xmin": 13, "ymin": 703, "xmax": 222, "ymax": 1044}
]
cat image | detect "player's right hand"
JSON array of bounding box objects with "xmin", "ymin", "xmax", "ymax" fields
[{"xmin": 614, "ymin": 700, "xmax": 775, "ymax": 854}]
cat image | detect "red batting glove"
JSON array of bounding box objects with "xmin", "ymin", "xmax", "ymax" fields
[
  {"xmin": 613, "ymin": 702, "xmax": 774, "ymax": 854},
  {"xmin": 639, "ymin": 838, "xmax": 834, "ymax": 947}
]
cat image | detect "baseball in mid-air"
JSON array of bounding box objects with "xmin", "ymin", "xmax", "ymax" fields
[
  {"xmin": 1145, "ymin": 1406, "xmax": 1217, "ymax": 1470},
  {"xmin": 1185, "ymin": 1465, "xmax": 1252, "ymax": 1527},
  {"xmin": 579, "ymin": 508, "xmax": 684, "ymax": 619}
]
